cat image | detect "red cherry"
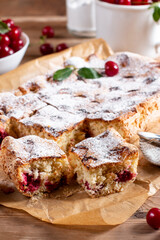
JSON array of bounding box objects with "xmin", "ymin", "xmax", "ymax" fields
[
  {"xmin": 101, "ymin": 0, "xmax": 115, "ymax": 3},
  {"xmin": 42, "ymin": 26, "xmax": 54, "ymax": 38},
  {"xmin": 40, "ymin": 43, "xmax": 54, "ymax": 55},
  {"xmin": 8, "ymin": 48, "xmax": 14, "ymax": 55},
  {"xmin": 131, "ymin": 0, "xmax": 142, "ymax": 5},
  {"xmin": 0, "ymin": 128, "xmax": 8, "ymax": 144},
  {"xmin": 56, "ymin": 43, "xmax": 68, "ymax": 52},
  {"xmin": 119, "ymin": 0, "xmax": 131, "ymax": 4},
  {"xmin": 10, "ymin": 39, "xmax": 24, "ymax": 52},
  {"xmin": 142, "ymin": 0, "xmax": 152, "ymax": 4},
  {"xmin": 7, "ymin": 26, "xmax": 21, "ymax": 41},
  {"xmin": 2, "ymin": 19, "xmax": 14, "ymax": 28},
  {"xmin": 0, "ymin": 45, "xmax": 14, "ymax": 58},
  {"xmin": 146, "ymin": 208, "xmax": 160, "ymax": 230},
  {"xmin": 105, "ymin": 61, "xmax": 119, "ymax": 77},
  {"xmin": 0, "ymin": 34, "xmax": 10, "ymax": 46}
]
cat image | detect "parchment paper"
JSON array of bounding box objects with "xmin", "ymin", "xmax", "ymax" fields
[{"xmin": 0, "ymin": 38, "xmax": 160, "ymax": 226}]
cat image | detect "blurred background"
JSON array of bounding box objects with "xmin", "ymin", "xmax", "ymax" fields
[
  {"xmin": 1, "ymin": 0, "xmax": 86, "ymax": 63},
  {"xmin": 1, "ymin": 0, "xmax": 66, "ymax": 16}
]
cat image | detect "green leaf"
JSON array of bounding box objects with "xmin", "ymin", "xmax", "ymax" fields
[
  {"xmin": 149, "ymin": 3, "xmax": 160, "ymax": 22},
  {"xmin": 153, "ymin": 6, "xmax": 160, "ymax": 22},
  {"xmin": 0, "ymin": 20, "xmax": 10, "ymax": 34},
  {"xmin": 78, "ymin": 68, "xmax": 102, "ymax": 79},
  {"xmin": 0, "ymin": 36, "xmax": 2, "ymax": 41},
  {"xmin": 53, "ymin": 68, "xmax": 73, "ymax": 81}
]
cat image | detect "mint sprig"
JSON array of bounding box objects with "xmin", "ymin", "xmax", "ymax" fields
[
  {"xmin": 0, "ymin": 20, "xmax": 11, "ymax": 34},
  {"xmin": 53, "ymin": 67, "xmax": 102, "ymax": 81},
  {"xmin": 53, "ymin": 68, "xmax": 73, "ymax": 81},
  {"xmin": 149, "ymin": 3, "xmax": 160, "ymax": 22},
  {"xmin": 78, "ymin": 67, "xmax": 102, "ymax": 79}
]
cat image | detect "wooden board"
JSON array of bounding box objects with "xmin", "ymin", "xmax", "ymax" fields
[{"xmin": 0, "ymin": 11, "xmax": 160, "ymax": 240}]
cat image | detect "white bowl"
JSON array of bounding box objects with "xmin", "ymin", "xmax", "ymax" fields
[
  {"xmin": 96, "ymin": 0, "xmax": 160, "ymax": 57},
  {"xmin": 0, "ymin": 32, "xmax": 30, "ymax": 75}
]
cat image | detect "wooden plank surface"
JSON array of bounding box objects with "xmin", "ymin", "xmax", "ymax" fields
[{"xmin": 1, "ymin": 2, "xmax": 160, "ymax": 239}]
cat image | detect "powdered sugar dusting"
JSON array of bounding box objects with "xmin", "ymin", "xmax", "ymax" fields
[
  {"xmin": 0, "ymin": 92, "xmax": 46, "ymax": 120},
  {"xmin": 2, "ymin": 135, "xmax": 65, "ymax": 163},
  {"xmin": 1, "ymin": 52, "xmax": 160, "ymax": 140},
  {"xmin": 20, "ymin": 105, "xmax": 85, "ymax": 137},
  {"xmin": 43, "ymin": 52, "xmax": 160, "ymax": 122},
  {"xmin": 73, "ymin": 128, "xmax": 133, "ymax": 168}
]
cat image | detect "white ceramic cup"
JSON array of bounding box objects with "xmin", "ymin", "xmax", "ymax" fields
[
  {"xmin": 96, "ymin": 0, "xmax": 160, "ymax": 57},
  {"xmin": 0, "ymin": 32, "xmax": 30, "ymax": 75},
  {"xmin": 66, "ymin": 0, "xmax": 96, "ymax": 37}
]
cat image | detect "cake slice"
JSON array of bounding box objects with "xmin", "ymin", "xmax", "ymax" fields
[
  {"xmin": 0, "ymin": 91, "xmax": 46, "ymax": 139},
  {"xmin": 69, "ymin": 128, "xmax": 139, "ymax": 197},
  {"xmin": 11, "ymin": 105, "xmax": 86, "ymax": 152},
  {"xmin": 1, "ymin": 135, "xmax": 72, "ymax": 197}
]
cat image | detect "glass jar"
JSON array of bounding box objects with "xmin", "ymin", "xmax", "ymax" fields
[{"xmin": 66, "ymin": 0, "xmax": 96, "ymax": 37}]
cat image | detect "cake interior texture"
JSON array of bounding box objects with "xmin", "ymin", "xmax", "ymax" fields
[{"xmin": 1, "ymin": 135, "xmax": 71, "ymax": 197}]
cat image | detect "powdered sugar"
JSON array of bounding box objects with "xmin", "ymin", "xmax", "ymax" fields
[
  {"xmin": 0, "ymin": 92, "xmax": 46, "ymax": 120},
  {"xmin": 2, "ymin": 135, "xmax": 65, "ymax": 163},
  {"xmin": 1, "ymin": 52, "xmax": 160, "ymax": 141},
  {"xmin": 20, "ymin": 105, "xmax": 85, "ymax": 137},
  {"xmin": 73, "ymin": 128, "xmax": 136, "ymax": 168}
]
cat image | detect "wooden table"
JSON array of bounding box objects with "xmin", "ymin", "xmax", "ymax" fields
[{"xmin": 0, "ymin": 13, "xmax": 160, "ymax": 240}]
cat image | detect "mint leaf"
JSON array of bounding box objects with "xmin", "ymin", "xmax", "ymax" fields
[
  {"xmin": 149, "ymin": 3, "xmax": 160, "ymax": 22},
  {"xmin": 78, "ymin": 67, "xmax": 102, "ymax": 79},
  {"xmin": 153, "ymin": 6, "xmax": 160, "ymax": 22},
  {"xmin": 0, "ymin": 20, "xmax": 10, "ymax": 34},
  {"xmin": 53, "ymin": 68, "xmax": 73, "ymax": 81}
]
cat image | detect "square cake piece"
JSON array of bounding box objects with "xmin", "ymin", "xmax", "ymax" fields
[
  {"xmin": 0, "ymin": 135, "xmax": 72, "ymax": 197},
  {"xmin": 0, "ymin": 91, "xmax": 46, "ymax": 141},
  {"xmin": 0, "ymin": 92, "xmax": 46, "ymax": 120},
  {"xmin": 69, "ymin": 128, "xmax": 139, "ymax": 197},
  {"xmin": 11, "ymin": 105, "xmax": 86, "ymax": 152}
]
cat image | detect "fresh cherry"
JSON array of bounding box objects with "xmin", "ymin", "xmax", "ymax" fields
[
  {"xmin": 0, "ymin": 128, "xmax": 8, "ymax": 144},
  {"xmin": 2, "ymin": 19, "xmax": 14, "ymax": 28},
  {"xmin": 40, "ymin": 43, "xmax": 54, "ymax": 55},
  {"xmin": 131, "ymin": 0, "xmax": 142, "ymax": 5},
  {"xmin": 8, "ymin": 48, "xmax": 14, "ymax": 55},
  {"xmin": 42, "ymin": 26, "xmax": 55, "ymax": 38},
  {"xmin": 7, "ymin": 26, "xmax": 21, "ymax": 41},
  {"xmin": 119, "ymin": 0, "xmax": 131, "ymax": 4},
  {"xmin": 101, "ymin": 0, "xmax": 115, "ymax": 3},
  {"xmin": 0, "ymin": 34, "xmax": 10, "ymax": 46},
  {"xmin": 0, "ymin": 45, "xmax": 14, "ymax": 58},
  {"xmin": 105, "ymin": 61, "xmax": 119, "ymax": 77},
  {"xmin": 146, "ymin": 208, "xmax": 160, "ymax": 230},
  {"xmin": 142, "ymin": 0, "xmax": 152, "ymax": 4},
  {"xmin": 56, "ymin": 43, "xmax": 69, "ymax": 52},
  {"xmin": 11, "ymin": 39, "xmax": 24, "ymax": 52}
]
